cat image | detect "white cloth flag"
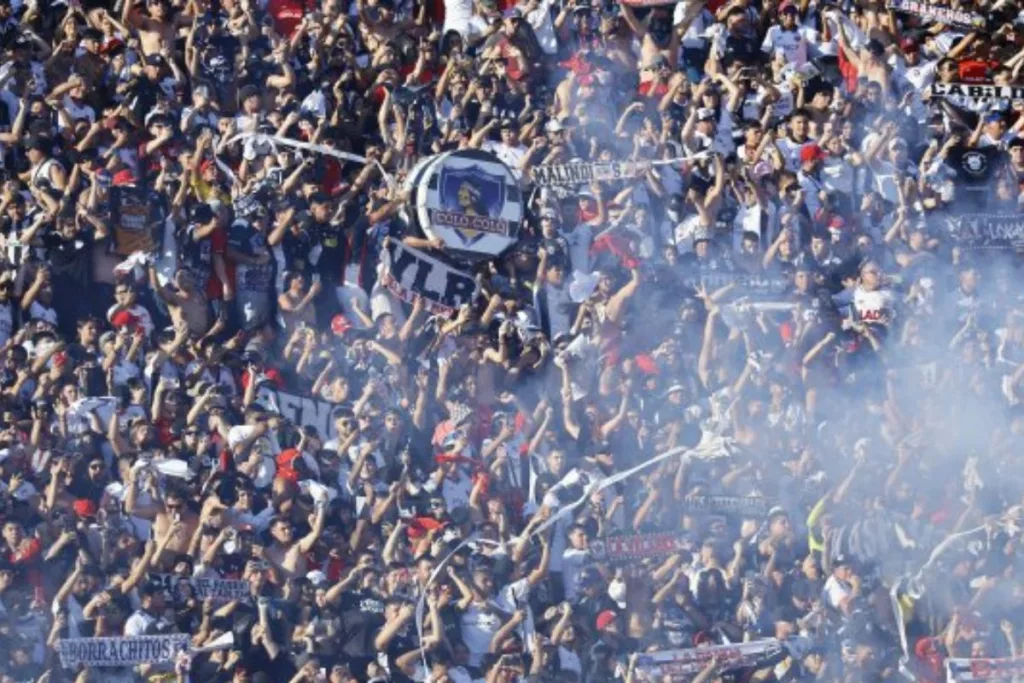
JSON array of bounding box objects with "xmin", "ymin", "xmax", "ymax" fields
[
  {"xmin": 635, "ymin": 640, "xmax": 783, "ymax": 679},
  {"xmin": 57, "ymin": 634, "xmax": 190, "ymax": 668}
]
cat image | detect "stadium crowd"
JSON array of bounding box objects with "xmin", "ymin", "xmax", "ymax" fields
[{"xmin": 0, "ymin": 0, "xmax": 1023, "ymax": 680}]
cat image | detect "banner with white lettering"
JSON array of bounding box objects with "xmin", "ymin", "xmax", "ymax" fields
[
  {"xmin": 946, "ymin": 657, "xmax": 1024, "ymax": 681},
  {"xmin": 681, "ymin": 495, "xmax": 773, "ymax": 518},
  {"xmin": 152, "ymin": 574, "xmax": 250, "ymax": 602},
  {"xmin": 380, "ymin": 240, "xmax": 478, "ymax": 315},
  {"xmin": 590, "ymin": 532, "xmax": 692, "ymax": 561},
  {"xmin": 932, "ymin": 82, "xmax": 1024, "ymax": 103},
  {"xmin": 885, "ymin": 0, "xmax": 984, "ymax": 30},
  {"xmin": 57, "ymin": 634, "xmax": 190, "ymax": 668},
  {"xmin": 532, "ymin": 160, "xmax": 651, "ymax": 187},
  {"xmin": 258, "ymin": 387, "xmax": 344, "ymax": 440},
  {"xmin": 620, "ymin": 0, "xmax": 677, "ymax": 6},
  {"xmin": 680, "ymin": 271, "xmax": 790, "ymax": 297},
  {"xmin": 635, "ymin": 640, "xmax": 783, "ymax": 679},
  {"xmin": 946, "ymin": 215, "xmax": 1024, "ymax": 250}
]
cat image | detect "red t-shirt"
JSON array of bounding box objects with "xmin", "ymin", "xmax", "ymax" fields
[
  {"xmin": 276, "ymin": 448, "xmax": 301, "ymax": 483},
  {"xmin": 638, "ymin": 80, "xmax": 669, "ymax": 98},
  {"xmin": 240, "ymin": 367, "xmax": 286, "ymax": 391},
  {"xmin": 9, "ymin": 538, "xmax": 43, "ymax": 596},
  {"xmin": 155, "ymin": 416, "xmax": 176, "ymax": 446}
]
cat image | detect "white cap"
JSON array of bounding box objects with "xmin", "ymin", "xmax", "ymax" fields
[
  {"xmin": 608, "ymin": 578, "xmax": 627, "ymax": 609},
  {"xmin": 545, "ymin": 119, "xmax": 565, "ymax": 133}
]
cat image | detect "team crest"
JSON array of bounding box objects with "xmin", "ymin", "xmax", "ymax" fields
[{"xmin": 412, "ymin": 150, "xmax": 523, "ymax": 259}]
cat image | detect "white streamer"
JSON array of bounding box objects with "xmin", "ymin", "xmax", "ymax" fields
[{"xmin": 228, "ymin": 132, "xmax": 394, "ymax": 187}]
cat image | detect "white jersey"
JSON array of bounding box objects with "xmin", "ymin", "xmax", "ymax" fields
[
  {"xmin": 853, "ymin": 287, "xmax": 896, "ymax": 326},
  {"xmin": 761, "ymin": 26, "xmax": 818, "ymax": 67}
]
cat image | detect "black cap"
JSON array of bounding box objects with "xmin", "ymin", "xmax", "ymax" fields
[
  {"xmin": 145, "ymin": 54, "xmax": 165, "ymax": 67},
  {"xmin": 24, "ymin": 136, "xmax": 47, "ymax": 152},
  {"xmin": 239, "ymin": 84, "xmax": 261, "ymax": 102},
  {"xmin": 81, "ymin": 28, "xmax": 103, "ymax": 43}
]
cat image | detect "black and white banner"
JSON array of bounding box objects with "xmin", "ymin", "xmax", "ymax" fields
[
  {"xmin": 532, "ymin": 160, "xmax": 652, "ymax": 187},
  {"xmin": 946, "ymin": 657, "xmax": 1024, "ymax": 681},
  {"xmin": 380, "ymin": 240, "xmax": 478, "ymax": 315},
  {"xmin": 590, "ymin": 532, "xmax": 692, "ymax": 561},
  {"xmin": 681, "ymin": 495, "xmax": 773, "ymax": 518},
  {"xmin": 57, "ymin": 634, "xmax": 190, "ymax": 668},
  {"xmin": 885, "ymin": 0, "xmax": 985, "ymax": 30},
  {"xmin": 947, "ymin": 215, "xmax": 1024, "ymax": 250},
  {"xmin": 257, "ymin": 387, "xmax": 344, "ymax": 440},
  {"xmin": 152, "ymin": 574, "xmax": 250, "ymax": 602},
  {"xmin": 680, "ymin": 271, "xmax": 790, "ymax": 296},
  {"xmin": 932, "ymin": 82, "xmax": 1024, "ymax": 102},
  {"xmin": 635, "ymin": 640, "xmax": 782, "ymax": 679}
]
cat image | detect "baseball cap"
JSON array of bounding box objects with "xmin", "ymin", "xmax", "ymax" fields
[
  {"xmin": 239, "ymin": 84, "xmax": 260, "ymax": 102},
  {"xmin": 306, "ymin": 570, "xmax": 328, "ymax": 587},
  {"xmin": 112, "ymin": 169, "xmax": 137, "ymax": 186},
  {"xmin": 73, "ymin": 498, "xmax": 97, "ymax": 517},
  {"xmin": 779, "ymin": 0, "xmax": 798, "ymax": 12},
  {"xmin": 503, "ymin": 7, "xmax": 523, "ymax": 19},
  {"xmin": 800, "ymin": 143, "xmax": 827, "ymax": 164},
  {"xmin": 595, "ymin": 610, "xmax": 617, "ymax": 630},
  {"xmin": 696, "ymin": 107, "xmax": 716, "ymax": 122},
  {"xmin": 545, "ymin": 119, "xmax": 565, "ymax": 133},
  {"xmin": 577, "ymin": 567, "xmax": 602, "ymax": 587},
  {"xmin": 1010, "ymin": 137, "xmax": 1024, "ymax": 150},
  {"xmin": 331, "ymin": 314, "xmax": 353, "ymax": 336},
  {"xmin": 145, "ymin": 54, "xmax": 165, "ymax": 67},
  {"xmin": 900, "ymin": 37, "xmax": 919, "ymax": 53}
]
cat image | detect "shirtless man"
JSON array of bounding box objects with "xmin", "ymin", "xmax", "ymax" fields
[
  {"xmin": 265, "ymin": 501, "xmax": 326, "ymax": 580},
  {"xmin": 122, "ymin": 0, "xmax": 190, "ymax": 56},
  {"xmin": 148, "ymin": 263, "xmax": 213, "ymax": 338},
  {"xmin": 124, "ymin": 472, "xmax": 199, "ymax": 569}
]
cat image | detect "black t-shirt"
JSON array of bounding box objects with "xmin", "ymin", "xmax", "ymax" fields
[
  {"xmin": 385, "ymin": 622, "xmax": 419, "ymax": 682},
  {"xmin": 179, "ymin": 222, "xmax": 215, "ymax": 286},
  {"xmin": 334, "ymin": 589, "xmax": 386, "ymax": 660},
  {"xmin": 315, "ymin": 219, "xmax": 348, "ymax": 287},
  {"xmin": 281, "ymin": 223, "xmax": 317, "ymax": 279},
  {"xmin": 126, "ymin": 77, "xmax": 163, "ymax": 123},
  {"xmin": 42, "ymin": 231, "xmax": 93, "ymax": 283}
]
